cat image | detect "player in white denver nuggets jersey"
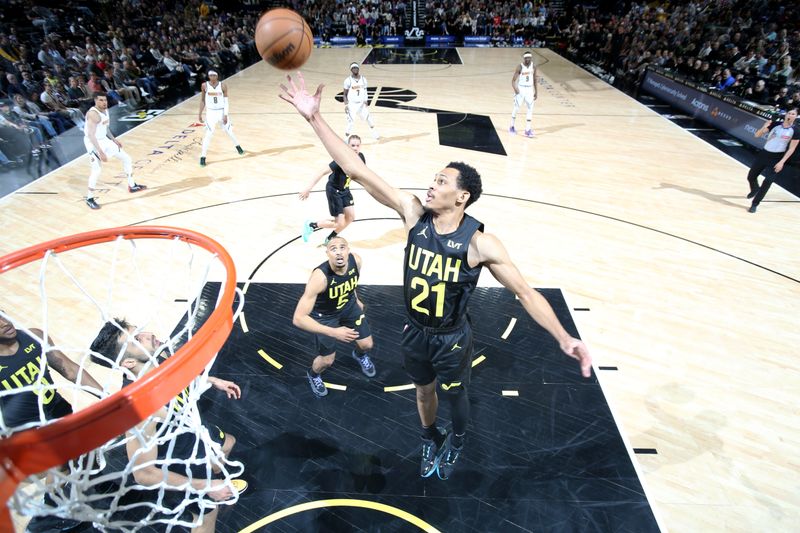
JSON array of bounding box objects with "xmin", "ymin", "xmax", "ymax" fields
[
  {"xmin": 510, "ymin": 51, "xmax": 538, "ymax": 138},
  {"xmin": 198, "ymin": 70, "xmax": 243, "ymax": 166},
  {"xmin": 343, "ymin": 62, "xmax": 379, "ymax": 140},
  {"xmin": 83, "ymin": 93, "xmax": 146, "ymax": 209}
]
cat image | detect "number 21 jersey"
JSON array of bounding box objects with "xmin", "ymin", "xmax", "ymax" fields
[{"xmin": 403, "ymin": 211, "xmax": 484, "ymax": 329}]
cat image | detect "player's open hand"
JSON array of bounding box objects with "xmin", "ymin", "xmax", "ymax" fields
[
  {"xmin": 332, "ymin": 326, "xmax": 359, "ymax": 342},
  {"xmin": 209, "ymin": 377, "xmax": 241, "ymax": 399},
  {"xmin": 279, "ymin": 72, "xmax": 323, "ymax": 121},
  {"xmin": 559, "ymin": 337, "xmax": 592, "ymax": 378}
]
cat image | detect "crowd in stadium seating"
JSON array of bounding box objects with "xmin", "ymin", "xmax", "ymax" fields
[
  {"xmin": 0, "ymin": 0, "xmax": 258, "ymax": 167},
  {"xmin": 564, "ymin": 0, "xmax": 799, "ymax": 110},
  {"xmin": 2, "ymin": 0, "xmax": 798, "ymax": 168}
]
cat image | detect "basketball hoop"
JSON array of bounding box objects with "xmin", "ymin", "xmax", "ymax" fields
[{"xmin": 0, "ymin": 226, "xmax": 243, "ymax": 531}]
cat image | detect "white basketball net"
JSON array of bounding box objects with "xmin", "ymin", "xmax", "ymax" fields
[{"xmin": 0, "ymin": 232, "xmax": 244, "ymax": 531}]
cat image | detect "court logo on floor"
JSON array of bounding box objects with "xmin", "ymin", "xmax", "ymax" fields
[{"xmin": 120, "ymin": 109, "xmax": 165, "ymax": 122}]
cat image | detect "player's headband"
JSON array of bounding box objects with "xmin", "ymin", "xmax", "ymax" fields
[
  {"xmin": 208, "ymin": 70, "xmax": 218, "ymax": 76},
  {"xmin": 350, "ymin": 62, "xmax": 359, "ymax": 69},
  {"xmin": 522, "ymin": 52, "xmax": 532, "ymax": 58}
]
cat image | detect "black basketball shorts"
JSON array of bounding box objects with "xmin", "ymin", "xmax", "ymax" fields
[
  {"xmin": 314, "ymin": 302, "xmax": 371, "ymax": 356},
  {"xmin": 401, "ymin": 319, "xmax": 473, "ymax": 393}
]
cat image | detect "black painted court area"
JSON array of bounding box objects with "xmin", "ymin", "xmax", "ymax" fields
[{"xmin": 199, "ymin": 283, "xmax": 660, "ymax": 532}]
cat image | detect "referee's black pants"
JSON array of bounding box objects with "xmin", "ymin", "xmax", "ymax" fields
[{"xmin": 747, "ymin": 150, "xmax": 784, "ymax": 205}]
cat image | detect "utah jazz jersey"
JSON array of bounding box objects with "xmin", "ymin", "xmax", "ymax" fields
[
  {"xmin": 313, "ymin": 254, "xmax": 360, "ymax": 316},
  {"xmin": 328, "ymin": 152, "xmax": 366, "ymax": 191},
  {"xmin": 0, "ymin": 330, "xmax": 72, "ymax": 428},
  {"xmin": 403, "ymin": 211, "xmax": 484, "ymax": 329}
]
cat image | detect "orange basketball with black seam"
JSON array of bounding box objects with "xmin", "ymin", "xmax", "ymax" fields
[{"xmin": 255, "ymin": 8, "xmax": 313, "ymax": 70}]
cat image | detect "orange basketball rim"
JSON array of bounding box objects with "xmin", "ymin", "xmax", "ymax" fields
[{"xmin": 0, "ymin": 226, "xmax": 238, "ymax": 529}]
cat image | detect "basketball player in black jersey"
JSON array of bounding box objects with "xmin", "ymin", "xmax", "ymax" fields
[
  {"xmin": 0, "ymin": 311, "xmax": 102, "ymax": 429},
  {"xmin": 90, "ymin": 319, "xmax": 245, "ymax": 533},
  {"xmin": 281, "ymin": 74, "xmax": 592, "ymax": 479},
  {"xmin": 300, "ymin": 135, "xmax": 364, "ymax": 244},
  {"xmin": 1, "ymin": 312, "xmax": 104, "ymax": 532},
  {"xmin": 293, "ymin": 236, "xmax": 376, "ymax": 397}
]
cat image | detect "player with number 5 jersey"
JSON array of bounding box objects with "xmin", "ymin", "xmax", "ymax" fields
[{"xmin": 292, "ymin": 237, "xmax": 376, "ymax": 398}]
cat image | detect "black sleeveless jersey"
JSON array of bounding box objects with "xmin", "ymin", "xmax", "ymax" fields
[
  {"xmin": 328, "ymin": 152, "xmax": 366, "ymax": 190},
  {"xmin": 0, "ymin": 330, "xmax": 72, "ymax": 427},
  {"xmin": 313, "ymin": 254, "xmax": 360, "ymax": 316},
  {"xmin": 403, "ymin": 211, "xmax": 484, "ymax": 329}
]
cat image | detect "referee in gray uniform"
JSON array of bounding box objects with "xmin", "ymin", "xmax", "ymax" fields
[{"xmin": 746, "ymin": 107, "xmax": 799, "ymax": 213}]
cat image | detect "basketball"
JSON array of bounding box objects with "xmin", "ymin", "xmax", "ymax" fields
[{"xmin": 255, "ymin": 8, "xmax": 313, "ymax": 71}]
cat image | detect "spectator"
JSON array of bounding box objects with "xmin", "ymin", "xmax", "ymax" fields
[
  {"xmin": 40, "ymin": 80, "xmax": 85, "ymax": 129},
  {"xmin": 717, "ymin": 68, "xmax": 736, "ymax": 91},
  {"xmin": 745, "ymin": 79, "xmax": 771, "ymax": 105},
  {"xmin": 123, "ymin": 60, "xmax": 159, "ymax": 101},
  {"xmin": 0, "ymin": 100, "xmax": 47, "ymax": 153},
  {"xmin": 102, "ymin": 66, "xmax": 139, "ymax": 107},
  {"xmin": 12, "ymin": 93, "xmax": 65, "ymax": 136},
  {"xmin": 66, "ymin": 76, "xmax": 94, "ymax": 112},
  {"xmin": 4, "ymin": 74, "xmax": 25, "ymax": 98}
]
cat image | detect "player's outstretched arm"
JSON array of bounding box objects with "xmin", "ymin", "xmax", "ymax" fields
[
  {"xmin": 32, "ymin": 328, "xmax": 104, "ymax": 392},
  {"xmin": 474, "ymin": 233, "xmax": 592, "ymax": 377},
  {"xmin": 280, "ymin": 73, "xmax": 421, "ymax": 225},
  {"xmin": 300, "ymin": 168, "xmax": 329, "ymax": 200}
]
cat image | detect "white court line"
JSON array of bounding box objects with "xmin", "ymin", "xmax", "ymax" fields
[
  {"xmin": 501, "ymin": 317, "xmax": 517, "ymax": 339},
  {"xmin": 239, "ymin": 312, "xmax": 249, "ymax": 333},
  {"xmin": 559, "ymin": 288, "xmax": 670, "ymax": 533},
  {"xmin": 501, "ymin": 390, "xmax": 519, "ymax": 397}
]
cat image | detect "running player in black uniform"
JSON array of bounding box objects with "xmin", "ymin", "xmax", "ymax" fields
[
  {"xmin": 300, "ymin": 135, "xmax": 364, "ymax": 244},
  {"xmin": 90, "ymin": 319, "xmax": 245, "ymax": 533},
  {"xmin": 293, "ymin": 236, "xmax": 376, "ymax": 397},
  {"xmin": 1, "ymin": 311, "xmax": 102, "ymax": 429},
  {"xmin": 281, "ymin": 74, "xmax": 592, "ymax": 479}
]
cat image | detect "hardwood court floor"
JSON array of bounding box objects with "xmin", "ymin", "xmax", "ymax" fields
[{"xmin": 2, "ymin": 48, "xmax": 799, "ymax": 532}]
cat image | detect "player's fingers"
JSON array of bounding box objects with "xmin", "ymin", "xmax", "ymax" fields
[
  {"xmin": 581, "ymin": 356, "xmax": 592, "ymax": 378},
  {"xmin": 289, "ymin": 73, "xmax": 300, "ymax": 92},
  {"xmin": 278, "ymin": 93, "xmax": 294, "ymax": 104},
  {"xmin": 314, "ymin": 84, "xmax": 325, "ymax": 98}
]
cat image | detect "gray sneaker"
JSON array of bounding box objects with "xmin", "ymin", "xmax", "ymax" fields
[
  {"xmin": 352, "ymin": 350, "xmax": 376, "ymax": 377},
  {"xmin": 420, "ymin": 429, "xmax": 447, "ymax": 478},
  {"xmin": 437, "ymin": 436, "xmax": 462, "ymax": 480},
  {"xmin": 306, "ymin": 370, "xmax": 327, "ymax": 397}
]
